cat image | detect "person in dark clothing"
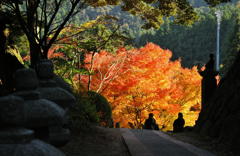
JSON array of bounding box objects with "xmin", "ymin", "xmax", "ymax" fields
[
  {"xmin": 144, "ymin": 113, "xmax": 157, "ymax": 130},
  {"xmin": 173, "ymin": 113, "xmax": 185, "ymax": 133}
]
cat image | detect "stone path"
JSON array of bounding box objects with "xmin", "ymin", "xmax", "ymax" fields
[{"xmin": 121, "ymin": 129, "xmax": 216, "ymax": 156}]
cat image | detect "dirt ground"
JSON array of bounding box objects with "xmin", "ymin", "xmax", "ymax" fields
[{"xmin": 60, "ymin": 126, "xmax": 130, "ymax": 156}]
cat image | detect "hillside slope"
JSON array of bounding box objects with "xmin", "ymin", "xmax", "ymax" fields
[{"xmin": 195, "ymin": 53, "xmax": 240, "ymax": 154}]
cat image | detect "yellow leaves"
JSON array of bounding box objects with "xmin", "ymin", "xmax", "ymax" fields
[
  {"xmin": 86, "ymin": 0, "xmax": 106, "ymax": 6},
  {"xmin": 58, "ymin": 15, "xmax": 119, "ymax": 44},
  {"xmin": 159, "ymin": 1, "xmax": 178, "ymax": 17},
  {"xmin": 3, "ymin": 28, "xmax": 10, "ymax": 37},
  {"xmin": 105, "ymin": 0, "xmax": 121, "ymax": 5},
  {"xmin": 60, "ymin": 19, "xmax": 98, "ymax": 35},
  {"xmin": 6, "ymin": 46, "xmax": 24, "ymax": 65},
  {"xmin": 80, "ymin": 20, "xmax": 98, "ymax": 30},
  {"xmin": 86, "ymin": 0, "xmax": 120, "ymax": 7}
]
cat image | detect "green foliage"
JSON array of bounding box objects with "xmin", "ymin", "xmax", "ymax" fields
[
  {"xmin": 74, "ymin": 19, "xmax": 131, "ymax": 53},
  {"xmin": 53, "ymin": 17, "xmax": 131, "ymax": 86},
  {"xmin": 87, "ymin": 91, "xmax": 113, "ymax": 127},
  {"xmin": 134, "ymin": 4, "xmax": 240, "ymax": 72},
  {"xmin": 58, "ymin": 0, "xmax": 231, "ymax": 30},
  {"xmin": 205, "ymin": 0, "xmax": 231, "ymax": 6},
  {"xmin": 221, "ymin": 11, "xmax": 240, "ymax": 75},
  {"xmin": 69, "ymin": 91, "xmax": 99, "ymax": 131},
  {"xmin": 2, "ymin": 0, "xmax": 232, "ymax": 64},
  {"xmin": 85, "ymin": 0, "xmax": 200, "ymax": 29},
  {"xmin": 69, "ymin": 90, "xmax": 113, "ymax": 131},
  {"xmin": 14, "ymin": 35, "xmax": 29, "ymax": 57}
]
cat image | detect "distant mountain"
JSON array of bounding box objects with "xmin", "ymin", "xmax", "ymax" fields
[
  {"xmin": 134, "ymin": 4, "xmax": 240, "ymax": 73},
  {"xmin": 69, "ymin": 1, "xmax": 240, "ymax": 72}
]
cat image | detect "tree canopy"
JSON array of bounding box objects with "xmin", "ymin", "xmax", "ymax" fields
[
  {"xmin": 134, "ymin": 3, "xmax": 240, "ymax": 72},
  {"xmin": 75, "ymin": 42, "xmax": 201, "ymax": 130},
  {"xmin": 1, "ymin": 0, "xmax": 230, "ymax": 66},
  {"xmin": 86, "ymin": 0, "xmax": 230, "ymax": 28}
]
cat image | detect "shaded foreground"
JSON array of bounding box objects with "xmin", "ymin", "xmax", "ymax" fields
[
  {"xmin": 121, "ymin": 129, "xmax": 215, "ymax": 156},
  {"xmin": 195, "ymin": 53, "xmax": 240, "ymax": 154},
  {"xmin": 60, "ymin": 126, "xmax": 235, "ymax": 156},
  {"xmin": 168, "ymin": 131, "xmax": 235, "ymax": 156},
  {"xmin": 61, "ymin": 126, "xmax": 130, "ymax": 156}
]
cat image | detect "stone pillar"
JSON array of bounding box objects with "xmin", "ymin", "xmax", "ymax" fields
[{"xmin": 198, "ymin": 54, "xmax": 218, "ymax": 110}]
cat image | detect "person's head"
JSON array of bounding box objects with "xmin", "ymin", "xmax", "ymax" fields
[
  {"xmin": 178, "ymin": 112, "xmax": 183, "ymax": 118},
  {"xmin": 209, "ymin": 54, "xmax": 214, "ymax": 60},
  {"xmin": 149, "ymin": 113, "xmax": 154, "ymax": 118}
]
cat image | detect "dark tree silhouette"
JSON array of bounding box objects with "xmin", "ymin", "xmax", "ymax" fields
[
  {"xmin": 0, "ymin": 7, "xmax": 24, "ymax": 95},
  {"xmin": 10, "ymin": 0, "xmax": 86, "ymax": 67}
]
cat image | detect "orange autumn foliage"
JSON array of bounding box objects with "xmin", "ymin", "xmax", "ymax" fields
[
  {"xmin": 80, "ymin": 48, "xmax": 129, "ymax": 93},
  {"xmin": 81, "ymin": 43, "xmax": 201, "ymax": 130},
  {"xmin": 47, "ymin": 45, "xmax": 65, "ymax": 59}
]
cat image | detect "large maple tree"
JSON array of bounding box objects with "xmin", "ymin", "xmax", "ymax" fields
[{"xmin": 80, "ymin": 43, "xmax": 201, "ymax": 130}]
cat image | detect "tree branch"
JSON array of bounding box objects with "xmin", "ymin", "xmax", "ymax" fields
[{"xmin": 44, "ymin": 0, "xmax": 86, "ymax": 57}]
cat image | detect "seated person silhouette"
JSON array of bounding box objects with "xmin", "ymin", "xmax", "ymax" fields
[
  {"xmin": 173, "ymin": 113, "xmax": 185, "ymax": 133},
  {"xmin": 144, "ymin": 113, "xmax": 157, "ymax": 130}
]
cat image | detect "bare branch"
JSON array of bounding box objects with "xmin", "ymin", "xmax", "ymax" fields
[
  {"xmin": 14, "ymin": 2, "xmax": 31, "ymax": 40},
  {"xmin": 41, "ymin": 0, "xmax": 62, "ymax": 46}
]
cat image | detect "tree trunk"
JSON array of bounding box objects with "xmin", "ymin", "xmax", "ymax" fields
[
  {"xmin": 29, "ymin": 42, "xmax": 42, "ymax": 68},
  {"xmin": 0, "ymin": 25, "xmax": 6, "ymax": 52}
]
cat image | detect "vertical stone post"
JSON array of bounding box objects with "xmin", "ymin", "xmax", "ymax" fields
[{"xmin": 198, "ymin": 54, "xmax": 218, "ymax": 111}]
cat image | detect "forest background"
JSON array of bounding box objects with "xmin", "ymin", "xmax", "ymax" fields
[{"xmin": 8, "ymin": 0, "xmax": 240, "ymax": 131}]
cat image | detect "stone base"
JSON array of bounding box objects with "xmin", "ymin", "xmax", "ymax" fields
[
  {"xmin": 37, "ymin": 87, "xmax": 75, "ymax": 109},
  {"xmin": 0, "ymin": 140, "xmax": 65, "ymax": 156},
  {"xmin": 0, "ymin": 128, "xmax": 33, "ymax": 144},
  {"xmin": 49, "ymin": 127, "xmax": 70, "ymax": 147},
  {"xmin": 0, "ymin": 128, "xmax": 65, "ymax": 156},
  {"xmin": 24, "ymin": 99, "xmax": 65, "ymax": 128}
]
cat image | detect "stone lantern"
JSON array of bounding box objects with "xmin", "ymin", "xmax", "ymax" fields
[
  {"xmin": 0, "ymin": 95, "xmax": 65, "ymax": 156},
  {"xmin": 13, "ymin": 68, "xmax": 70, "ymax": 146}
]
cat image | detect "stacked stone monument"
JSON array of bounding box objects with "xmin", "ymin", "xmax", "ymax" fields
[
  {"xmin": 0, "ymin": 68, "xmax": 65, "ymax": 156},
  {"xmin": 35, "ymin": 59, "xmax": 76, "ymax": 146},
  {"xmin": 36, "ymin": 59, "xmax": 75, "ymax": 111}
]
